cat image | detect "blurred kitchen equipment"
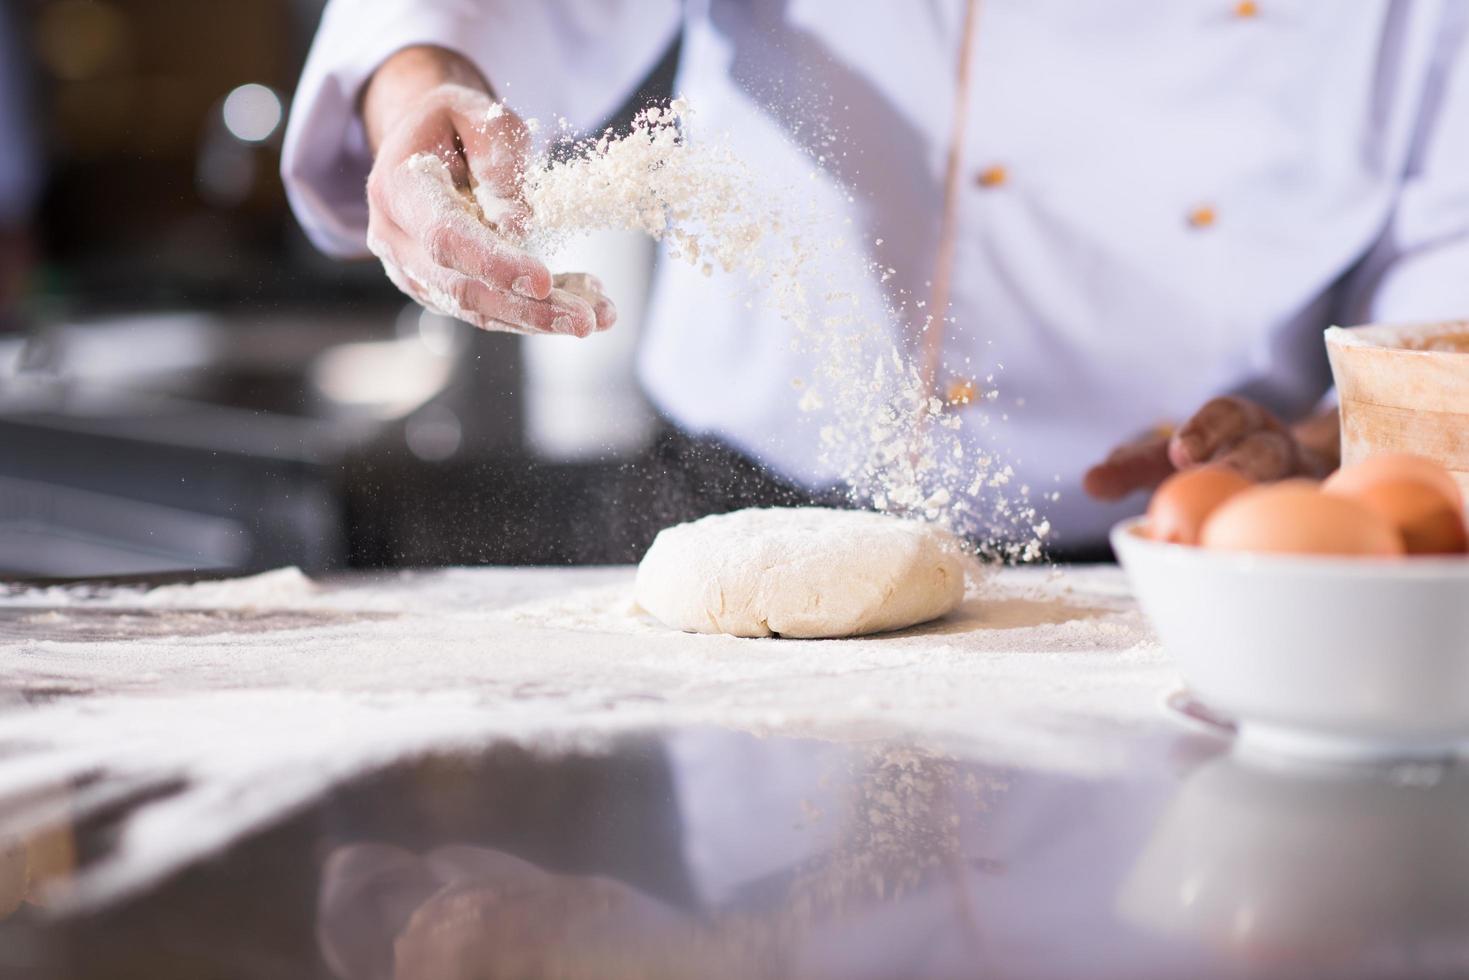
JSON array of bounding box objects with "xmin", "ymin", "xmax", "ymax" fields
[{"xmin": 0, "ymin": 309, "xmax": 406, "ymax": 576}]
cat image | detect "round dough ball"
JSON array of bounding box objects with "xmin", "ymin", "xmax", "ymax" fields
[{"xmin": 635, "ymin": 507, "xmax": 968, "ymax": 638}]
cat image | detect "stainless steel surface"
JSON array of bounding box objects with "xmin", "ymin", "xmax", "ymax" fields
[
  {"xmin": 2, "ymin": 722, "xmax": 1465, "ymax": 978},
  {"xmin": 0, "ymin": 567, "xmax": 1465, "ymax": 978}
]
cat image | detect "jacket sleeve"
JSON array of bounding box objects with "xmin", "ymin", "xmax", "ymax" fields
[
  {"xmin": 1351, "ymin": 4, "xmax": 1469, "ymax": 324},
  {"xmin": 280, "ymin": 0, "xmax": 681, "ymax": 258}
]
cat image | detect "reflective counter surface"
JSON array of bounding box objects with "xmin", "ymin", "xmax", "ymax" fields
[
  {"xmin": 3, "ymin": 727, "xmax": 1468, "ymax": 979},
  {"xmin": 1, "ymin": 566, "xmax": 1467, "ymax": 979}
]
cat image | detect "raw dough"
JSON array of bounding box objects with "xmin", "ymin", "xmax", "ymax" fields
[{"xmin": 635, "ymin": 507, "xmax": 969, "ymax": 638}]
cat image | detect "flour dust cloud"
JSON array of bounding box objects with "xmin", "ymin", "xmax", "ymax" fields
[{"xmin": 403, "ymin": 98, "xmax": 1051, "ymax": 561}]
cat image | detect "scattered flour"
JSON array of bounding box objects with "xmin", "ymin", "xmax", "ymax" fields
[
  {"xmin": 517, "ymin": 99, "xmax": 766, "ymax": 279},
  {"xmin": 0, "ymin": 566, "xmax": 1168, "ymax": 911},
  {"xmin": 408, "ymin": 98, "xmax": 1050, "ymax": 559}
]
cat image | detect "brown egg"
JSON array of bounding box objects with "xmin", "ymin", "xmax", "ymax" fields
[
  {"xmin": 1146, "ymin": 466, "xmax": 1254, "ymax": 545},
  {"xmin": 1201, "ymin": 481, "xmax": 1405, "ymax": 557},
  {"xmin": 1324, "ymin": 453, "xmax": 1463, "ymax": 509},
  {"xmin": 1338, "ymin": 478, "xmax": 1469, "ymax": 555}
]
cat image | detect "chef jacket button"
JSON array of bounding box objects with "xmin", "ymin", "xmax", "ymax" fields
[
  {"xmin": 1233, "ymin": 0, "xmax": 1259, "ymax": 17},
  {"xmin": 946, "ymin": 378, "xmax": 977, "ymax": 405},
  {"xmin": 975, "ymin": 164, "xmax": 1008, "ymax": 188},
  {"xmin": 1186, "ymin": 204, "xmax": 1218, "ymax": 229}
]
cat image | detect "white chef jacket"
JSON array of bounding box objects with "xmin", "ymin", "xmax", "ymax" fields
[{"xmin": 282, "ymin": 0, "xmax": 1469, "ymax": 547}]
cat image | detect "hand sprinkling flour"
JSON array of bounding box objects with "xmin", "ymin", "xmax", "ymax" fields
[
  {"xmin": 365, "ymin": 78, "xmax": 1049, "ymax": 560},
  {"xmin": 362, "ymin": 83, "xmax": 616, "ymax": 337}
]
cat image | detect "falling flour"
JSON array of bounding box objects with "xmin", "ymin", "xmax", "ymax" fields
[{"xmin": 406, "ymin": 98, "xmax": 1050, "ymax": 560}]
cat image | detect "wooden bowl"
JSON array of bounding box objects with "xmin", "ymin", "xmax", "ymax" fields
[{"xmin": 1325, "ymin": 321, "xmax": 1469, "ymax": 499}]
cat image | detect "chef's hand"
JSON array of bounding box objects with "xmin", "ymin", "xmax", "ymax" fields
[
  {"xmin": 318, "ymin": 842, "xmax": 710, "ymax": 980},
  {"xmin": 1083, "ymin": 398, "xmax": 1340, "ymax": 501},
  {"xmin": 360, "ymin": 46, "xmax": 615, "ymax": 337}
]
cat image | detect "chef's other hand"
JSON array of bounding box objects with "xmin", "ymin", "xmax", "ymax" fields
[
  {"xmin": 1084, "ymin": 398, "xmax": 1340, "ymax": 501},
  {"xmin": 360, "ymin": 46, "xmax": 616, "ymax": 337}
]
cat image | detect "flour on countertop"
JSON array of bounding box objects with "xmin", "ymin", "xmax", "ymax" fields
[{"xmin": 0, "ymin": 566, "xmax": 1166, "ymax": 911}]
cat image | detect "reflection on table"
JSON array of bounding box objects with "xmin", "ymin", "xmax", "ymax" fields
[{"xmin": 2, "ymin": 730, "xmax": 1467, "ymax": 979}]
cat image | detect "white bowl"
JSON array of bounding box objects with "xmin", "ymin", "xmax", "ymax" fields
[{"xmin": 1111, "ymin": 517, "xmax": 1469, "ymax": 761}]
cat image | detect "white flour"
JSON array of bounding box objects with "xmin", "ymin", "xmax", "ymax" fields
[
  {"xmin": 0, "ymin": 567, "xmax": 1170, "ymax": 911},
  {"xmin": 518, "ymin": 100, "xmax": 767, "ymax": 279},
  {"xmin": 410, "ymin": 99, "xmax": 1049, "ymax": 559}
]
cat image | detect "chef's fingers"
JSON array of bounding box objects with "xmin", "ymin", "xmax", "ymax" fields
[
  {"xmin": 368, "ymin": 227, "xmax": 591, "ymax": 336},
  {"xmin": 554, "ymin": 271, "xmax": 605, "ymax": 295},
  {"xmin": 428, "ymin": 216, "xmax": 551, "ymax": 300},
  {"xmin": 416, "ymin": 202, "xmax": 552, "ymax": 301},
  {"xmin": 553, "ymin": 272, "xmax": 618, "ymax": 330},
  {"xmin": 1083, "ymin": 431, "xmax": 1175, "ymax": 501},
  {"xmin": 456, "ymin": 102, "xmax": 535, "ymax": 240},
  {"xmin": 317, "ymin": 843, "xmax": 440, "ymax": 980},
  {"xmin": 416, "ymin": 261, "xmax": 597, "ymax": 336},
  {"xmin": 1169, "ymin": 396, "xmax": 1281, "ymax": 471},
  {"xmin": 372, "ymin": 151, "xmax": 553, "ymax": 300},
  {"xmin": 366, "ymin": 218, "xmax": 437, "ymax": 306},
  {"xmin": 502, "ymin": 286, "xmax": 598, "ymax": 337},
  {"xmin": 427, "ymin": 285, "xmax": 593, "ymax": 338},
  {"xmin": 369, "ymin": 84, "xmax": 533, "ymax": 243},
  {"xmin": 1212, "ymin": 429, "xmax": 1299, "ymax": 483},
  {"xmin": 422, "ymin": 845, "xmax": 551, "ymax": 888}
]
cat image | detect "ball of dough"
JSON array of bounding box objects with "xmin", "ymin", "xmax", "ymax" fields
[{"xmin": 634, "ymin": 507, "xmax": 968, "ymax": 639}]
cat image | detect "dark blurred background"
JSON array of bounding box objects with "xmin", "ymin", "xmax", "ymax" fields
[{"xmin": 0, "ymin": 0, "xmax": 678, "ymax": 577}]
